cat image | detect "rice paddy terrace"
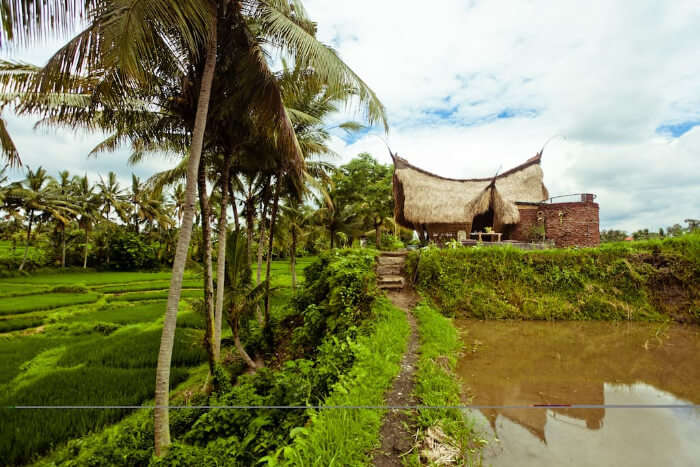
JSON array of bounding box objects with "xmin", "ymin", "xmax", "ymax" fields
[{"xmin": 0, "ymin": 258, "xmax": 313, "ymax": 465}]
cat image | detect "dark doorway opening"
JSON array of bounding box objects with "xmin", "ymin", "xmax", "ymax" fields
[{"xmin": 471, "ymin": 209, "xmax": 494, "ymax": 233}]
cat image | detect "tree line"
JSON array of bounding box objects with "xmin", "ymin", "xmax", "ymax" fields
[{"xmin": 601, "ymin": 219, "xmax": 699, "ymax": 243}]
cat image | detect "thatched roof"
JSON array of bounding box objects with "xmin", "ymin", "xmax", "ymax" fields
[{"xmin": 392, "ymin": 151, "xmax": 549, "ymax": 230}]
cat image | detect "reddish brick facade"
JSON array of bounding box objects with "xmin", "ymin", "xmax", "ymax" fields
[{"xmin": 511, "ymin": 196, "xmax": 600, "ymax": 247}]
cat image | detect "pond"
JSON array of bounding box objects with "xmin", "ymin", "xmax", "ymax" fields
[{"xmin": 455, "ymin": 320, "xmax": 700, "ymax": 467}]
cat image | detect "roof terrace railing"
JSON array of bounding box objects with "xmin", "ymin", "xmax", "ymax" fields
[{"xmin": 542, "ymin": 193, "xmax": 597, "ymax": 204}]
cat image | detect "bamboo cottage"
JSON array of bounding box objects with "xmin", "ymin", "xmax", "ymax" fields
[{"xmin": 390, "ymin": 151, "xmax": 600, "ymax": 247}]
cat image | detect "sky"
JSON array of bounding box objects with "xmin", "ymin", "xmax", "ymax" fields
[{"xmin": 2, "ymin": 0, "xmax": 699, "ymax": 232}]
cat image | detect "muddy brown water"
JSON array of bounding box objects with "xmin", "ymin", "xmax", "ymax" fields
[{"xmin": 455, "ymin": 320, "xmax": 700, "ymax": 467}]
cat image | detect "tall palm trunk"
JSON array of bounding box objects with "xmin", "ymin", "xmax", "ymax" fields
[
  {"xmin": 19, "ymin": 210, "xmax": 33, "ymax": 271},
  {"xmin": 263, "ymin": 175, "xmax": 282, "ymax": 327},
  {"xmin": 375, "ymin": 220, "xmax": 381, "ymax": 249},
  {"xmin": 244, "ymin": 195, "xmax": 254, "ymax": 264},
  {"xmin": 291, "ymin": 228, "xmax": 297, "ymax": 290},
  {"xmin": 61, "ymin": 224, "xmax": 66, "ymax": 268},
  {"xmin": 83, "ymin": 226, "xmax": 89, "ymax": 269},
  {"xmin": 228, "ymin": 313, "xmax": 256, "ymax": 370},
  {"xmin": 256, "ymin": 197, "xmax": 269, "ymax": 285},
  {"xmin": 329, "ymin": 228, "xmax": 335, "ymax": 249},
  {"xmin": 154, "ymin": 23, "xmax": 217, "ymax": 458},
  {"xmin": 230, "ymin": 182, "xmax": 240, "ymax": 231},
  {"xmin": 214, "ymin": 155, "xmax": 233, "ymax": 361},
  {"xmin": 105, "ymin": 206, "xmax": 111, "ymax": 265},
  {"xmin": 198, "ymin": 159, "xmax": 217, "ymax": 374}
]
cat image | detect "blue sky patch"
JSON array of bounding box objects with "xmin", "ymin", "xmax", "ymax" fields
[{"xmin": 656, "ymin": 120, "xmax": 700, "ymax": 138}]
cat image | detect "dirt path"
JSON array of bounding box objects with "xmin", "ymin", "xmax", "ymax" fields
[{"xmin": 373, "ymin": 288, "xmax": 420, "ymax": 466}]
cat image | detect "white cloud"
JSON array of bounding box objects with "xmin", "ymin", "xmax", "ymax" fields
[
  {"xmin": 305, "ymin": 0, "xmax": 700, "ymax": 231},
  {"xmin": 2, "ymin": 0, "xmax": 699, "ymax": 231}
]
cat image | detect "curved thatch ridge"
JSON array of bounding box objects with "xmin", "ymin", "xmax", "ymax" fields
[{"xmin": 391, "ymin": 151, "xmax": 549, "ymax": 231}]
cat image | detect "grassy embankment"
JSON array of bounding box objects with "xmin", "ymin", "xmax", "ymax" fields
[{"xmin": 407, "ymin": 234, "xmax": 700, "ymax": 323}]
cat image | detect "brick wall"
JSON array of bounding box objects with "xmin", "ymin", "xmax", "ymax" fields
[{"xmin": 511, "ymin": 200, "xmax": 600, "ymax": 247}]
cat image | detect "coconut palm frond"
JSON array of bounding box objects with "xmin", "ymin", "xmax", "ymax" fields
[
  {"xmin": 0, "ymin": 112, "xmax": 20, "ymax": 167},
  {"xmin": 255, "ymin": 0, "xmax": 388, "ymax": 131}
]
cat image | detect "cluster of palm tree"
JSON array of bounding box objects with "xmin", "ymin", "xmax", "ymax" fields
[
  {"xmin": 1, "ymin": 0, "xmax": 387, "ymax": 455},
  {"xmin": 0, "ymin": 166, "xmax": 178, "ymax": 269}
]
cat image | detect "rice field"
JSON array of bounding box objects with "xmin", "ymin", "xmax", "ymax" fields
[{"xmin": 0, "ymin": 257, "xmax": 312, "ymax": 465}]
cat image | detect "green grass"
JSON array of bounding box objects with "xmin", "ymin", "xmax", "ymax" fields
[
  {"xmin": 281, "ymin": 297, "xmax": 409, "ymax": 466},
  {"xmin": 0, "ymin": 240, "xmax": 45, "ymax": 261},
  {"xmin": 0, "ymin": 366, "xmax": 191, "ymax": 466},
  {"xmin": 93, "ymin": 279, "xmax": 202, "ymax": 293},
  {"xmin": 406, "ymin": 302, "xmax": 485, "ymax": 466},
  {"xmin": 0, "ymin": 292, "xmax": 102, "ymax": 316},
  {"xmin": 0, "ymin": 270, "xmax": 199, "ymax": 286},
  {"xmin": 0, "ymin": 256, "xmax": 313, "ymax": 465},
  {"xmin": 62, "ymin": 301, "xmax": 169, "ymax": 325},
  {"xmin": 409, "ymin": 234, "xmax": 700, "ymax": 323},
  {"xmin": 106, "ymin": 288, "xmax": 202, "ymax": 302},
  {"xmin": 0, "ymin": 283, "xmax": 50, "ymax": 298}
]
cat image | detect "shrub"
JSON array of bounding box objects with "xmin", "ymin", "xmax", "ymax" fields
[{"xmin": 99, "ymin": 230, "xmax": 160, "ymax": 271}]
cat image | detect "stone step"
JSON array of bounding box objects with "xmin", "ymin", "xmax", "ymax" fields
[
  {"xmin": 379, "ymin": 250, "xmax": 409, "ymax": 257},
  {"xmin": 377, "ymin": 256, "xmax": 405, "ymax": 266},
  {"xmin": 378, "ymin": 275, "xmax": 405, "ymax": 290},
  {"xmin": 377, "ymin": 264, "xmax": 403, "ymax": 276}
]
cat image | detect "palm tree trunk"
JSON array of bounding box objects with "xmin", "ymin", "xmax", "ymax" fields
[
  {"xmin": 229, "ymin": 182, "xmax": 240, "ymax": 231},
  {"xmin": 375, "ymin": 220, "xmax": 381, "ymax": 249},
  {"xmin": 263, "ymin": 175, "xmax": 282, "ymax": 327},
  {"xmin": 214, "ymin": 155, "xmax": 233, "ymax": 361},
  {"xmin": 61, "ymin": 224, "xmax": 66, "ymax": 268},
  {"xmin": 154, "ymin": 22, "xmax": 217, "ymax": 458},
  {"xmin": 106, "ymin": 206, "xmax": 111, "ymax": 265},
  {"xmin": 198, "ymin": 159, "xmax": 217, "ymax": 374},
  {"xmin": 19, "ymin": 211, "xmax": 33, "ymax": 271},
  {"xmin": 256, "ymin": 197, "xmax": 268, "ymax": 285},
  {"xmin": 330, "ymin": 228, "xmax": 335, "ymax": 249},
  {"xmin": 83, "ymin": 227, "xmax": 89, "ymax": 269},
  {"xmin": 291, "ymin": 229, "xmax": 297, "ymax": 290},
  {"xmin": 245, "ymin": 196, "xmax": 254, "ymax": 264},
  {"xmin": 229, "ymin": 314, "xmax": 256, "ymax": 370}
]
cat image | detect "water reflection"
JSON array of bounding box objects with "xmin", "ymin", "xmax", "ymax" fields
[{"xmin": 455, "ymin": 320, "xmax": 700, "ymax": 466}]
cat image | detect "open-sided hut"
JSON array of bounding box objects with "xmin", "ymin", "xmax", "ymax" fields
[{"xmin": 391, "ymin": 151, "xmax": 600, "ymax": 247}]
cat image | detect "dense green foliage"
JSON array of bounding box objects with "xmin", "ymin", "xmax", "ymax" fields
[
  {"xmin": 407, "ymin": 302, "xmax": 484, "ymax": 466},
  {"xmin": 100, "ymin": 230, "xmax": 161, "ymax": 270},
  {"xmin": 32, "ymin": 249, "xmax": 402, "ymax": 466},
  {"xmin": 408, "ymin": 235, "xmax": 700, "ymax": 323}
]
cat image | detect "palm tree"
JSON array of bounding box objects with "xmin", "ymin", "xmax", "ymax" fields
[
  {"xmin": 51, "ymin": 170, "xmax": 74, "ymax": 267},
  {"xmin": 280, "ymin": 199, "xmax": 313, "ymax": 289},
  {"xmin": 97, "ymin": 172, "xmax": 128, "ymax": 223},
  {"xmin": 171, "ymin": 184, "xmax": 186, "ymax": 227},
  {"xmin": 7, "ymin": 166, "xmax": 74, "ymax": 270},
  {"xmin": 96, "ymin": 171, "xmax": 128, "ymax": 265},
  {"xmin": 313, "ymin": 188, "xmax": 361, "ymax": 249},
  {"xmin": 72, "ymin": 175, "xmax": 100, "ymax": 268},
  {"xmin": 223, "ymin": 229, "xmax": 267, "ymax": 371}
]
